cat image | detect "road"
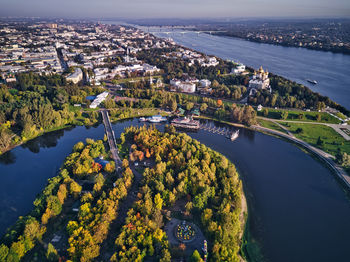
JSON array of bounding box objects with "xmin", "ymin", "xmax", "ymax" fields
[{"xmin": 101, "ymin": 110, "xmax": 122, "ymax": 167}]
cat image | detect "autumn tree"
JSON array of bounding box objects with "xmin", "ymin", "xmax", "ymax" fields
[{"xmin": 217, "ymin": 99, "xmax": 223, "ymax": 107}]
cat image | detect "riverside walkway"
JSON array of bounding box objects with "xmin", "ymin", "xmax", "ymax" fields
[{"xmin": 101, "ymin": 110, "xmax": 122, "ymax": 168}]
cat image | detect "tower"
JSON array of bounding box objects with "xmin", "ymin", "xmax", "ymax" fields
[
  {"xmin": 149, "ymin": 75, "xmax": 153, "ymax": 86},
  {"xmin": 125, "ymin": 47, "xmax": 130, "ymax": 63}
]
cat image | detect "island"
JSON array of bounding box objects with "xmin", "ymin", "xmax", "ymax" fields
[{"xmin": 0, "ymin": 126, "xmax": 246, "ymax": 262}]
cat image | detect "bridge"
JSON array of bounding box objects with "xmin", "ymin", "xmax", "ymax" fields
[{"xmin": 101, "ymin": 110, "xmax": 122, "ymax": 169}]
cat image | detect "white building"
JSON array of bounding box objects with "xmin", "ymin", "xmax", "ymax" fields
[
  {"xmin": 249, "ymin": 66, "xmax": 271, "ymax": 94},
  {"xmin": 231, "ymin": 63, "xmax": 246, "ymax": 74},
  {"xmin": 90, "ymin": 91, "xmax": 109, "ymax": 109},
  {"xmin": 179, "ymin": 82, "xmax": 196, "ymax": 93},
  {"xmin": 66, "ymin": 68, "xmax": 83, "ymax": 84},
  {"xmin": 170, "ymin": 78, "xmax": 196, "ymax": 93},
  {"xmin": 199, "ymin": 79, "xmax": 211, "ymax": 87},
  {"xmin": 200, "ymin": 57, "xmax": 219, "ymax": 67}
]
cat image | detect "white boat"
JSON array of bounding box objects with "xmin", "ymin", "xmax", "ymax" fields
[
  {"xmin": 147, "ymin": 115, "xmax": 167, "ymax": 123},
  {"xmin": 139, "ymin": 117, "xmax": 146, "ymax": 122},
  {"xmin": 306, "ymin": 79, "xmax": 317, "ymax": 85},
  {"xmin": 230, "ymin": 130, "xmax": 239, "ymax": 141}
]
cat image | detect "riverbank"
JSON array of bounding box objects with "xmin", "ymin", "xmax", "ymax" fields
[
  {"xmin": 212, "ymin": 32, "xmax": 350, "ymax": 55},
  {"xmin": 0, "ymin": 117, "xmax": 97, "ymax": 156},
  {"xmin": 0, "ymin": 108, "xmax": 164, "ymax": 157},
  {"xmin": 3, "ymin": 117, "xmax": 350, "ymax": 261},
  {"xmin": 253, "ymin": 124, "xmax": 350, "ymax": 189},
  {"xmin": 151, "ymin": 29, "xmax": 350, "ymax": 109}
]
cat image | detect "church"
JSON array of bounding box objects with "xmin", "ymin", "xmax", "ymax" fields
[{"xmin": 249, "ymin": 66, "xmax": 272, "ymax": 95}]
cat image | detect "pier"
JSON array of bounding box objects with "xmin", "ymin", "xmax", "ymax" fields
[
  {"xmin": 101, "ymin": 110, "xmax": 122, "ymax": 169},
  {"xmin": 199, "ymin": 122, "xmax": 232, "ymax": 136}
]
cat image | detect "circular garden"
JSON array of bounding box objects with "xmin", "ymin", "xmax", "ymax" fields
[{"xmin": 175, "ymin": 221, "xmax": 196, "ymax": 242}]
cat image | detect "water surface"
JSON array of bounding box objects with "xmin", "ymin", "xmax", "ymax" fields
[
  {"xmin": 149, "ymin": 29, "xmax": 350, "ymax": 109},
  {"xmin": 1, "ymin": 119, "xmax": 350, "ymax": 262}
]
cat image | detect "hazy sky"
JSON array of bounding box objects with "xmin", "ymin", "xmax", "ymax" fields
[{"xmin": 1, "ymin": 0, "xmax": 350, "ymax": 18}]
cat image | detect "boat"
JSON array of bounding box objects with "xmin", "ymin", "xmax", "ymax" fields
[
  {"xmin": 147, "ymin": 115, "xmax": 167, "ymax": 123},
  {"xmin": 139, "ymin": 117, "xmax": 146, "ymax": 122},
  {"xmin": 306, "ymin": 79, "xmax": 317, "ymax": 85},
  {"xmin": 171, "ymin": 117, "xmax": 200, "ymax": 129},
  {"xmin": 230, "ymin": 130, "xmax": 239, "ymax": 141}
]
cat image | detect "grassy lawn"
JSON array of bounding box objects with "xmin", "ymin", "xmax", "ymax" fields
[
  {"xmin": 280, "ymin": 122, "xmax": 350, "ymax": 155},
  {"xmin": 257, "ymin": 119, "xmax": 288, "ymax": 134},
  {"xmin": 257, "ymin": 108, "xmax": 340, "ymax": 124}
]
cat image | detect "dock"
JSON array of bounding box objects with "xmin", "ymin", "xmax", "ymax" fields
[{"xmin": 199, "ymin": 122, "xmax": 232, "ymax": 136}]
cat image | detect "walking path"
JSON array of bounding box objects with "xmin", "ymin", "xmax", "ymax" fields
[{"xmin": 97, "ymin": 165, "xmax": 143, "ymax": 261}]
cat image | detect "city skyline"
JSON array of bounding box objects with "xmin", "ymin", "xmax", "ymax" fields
[{"xmin": 1, "ymin": 0, "xmax": 350, "ymax": 19}]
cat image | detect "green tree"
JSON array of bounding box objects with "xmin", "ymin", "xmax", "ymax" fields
[
  {"xmin": 280, "ymin": 111, "xmax": 288, "ymax": 120},
  {"xmin": 73, "ymin": 141, "xmax": 84, "ymax": 152},
  {"xmin": 190, "ymin": 250, "xmax": 203, "ymax": 262},
  {"xmin": 154, "ymin": 193, "xmax": 163, "ymax": 210},
  {"xmin": 46, "ymin": 243, "xmax": 59, "ymax": 262},
  {"xmin": 0, "ymin": 244, "xmax": 9, "ymax": 261},
  {"xmin": 23, "ymin": 218, "xmax": 43, "ymax": 240},
  {"xmin": 186, "ymin": 102, "xmax": 194, "ymax": 111},
  {"xmin": 317, "ymin": 136, "xmax": 324, "ymax": 146},
  {"xmin": 170, "ymin": 99, "xmax": 177, "ymax": 112},
  {"xmin": 263, "ymin": 108, "xmax": 269, "ymax": 117},
  {"xmin": 316, "ymin": 113, "xmax": 322, "ymax": 122},
  {"xmin": 200, "ymin": 103, "xmax": 208, "ymax": 112},
  {"xmin": 47, "ymin": 195, "xmax": 62, "ymax": 216},
  {"xmin": 337, "ymin": 152, "xmax": 350, "ymax": 167}
]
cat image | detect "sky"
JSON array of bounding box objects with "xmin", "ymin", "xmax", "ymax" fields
[{"xmin": 0, "ymin": 0, "xmax": 349, "ymax": 19}]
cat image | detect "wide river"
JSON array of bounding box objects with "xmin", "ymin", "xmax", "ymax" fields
[
  {"xmin": 1, "ymin": 119, "xmax": 350, "ymax": 262},
  {"xmin": 147, "ymin": 28, "xmax": 350, "ymax": 110}
]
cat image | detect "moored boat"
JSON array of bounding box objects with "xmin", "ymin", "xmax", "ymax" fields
[
  {"xmin": 147, "ymin": 115, "xmax": 167, "ymax": 123},
  {"xmin": 306, "ymin": 79, "xmax": 317, "ymax": 85},
  {"xmin": 230, "ymin": 130, "xmax": 239, "ymax": 141}
]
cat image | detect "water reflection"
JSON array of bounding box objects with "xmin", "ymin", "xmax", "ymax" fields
[
  {"xmin": 21, "ymin": 129, "xmax": 66, "ymax": 153},
  {"xmin": 0, "ymin": 151, "xmax": 16, "ymax": 165}
]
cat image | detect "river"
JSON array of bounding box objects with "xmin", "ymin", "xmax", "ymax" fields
[
  {"xmin": 1, "ymin": 119, "xmax": 350, "ymax": 262},
  {"xmin": 144, "ymin": 28, "xmax": 350, "ymax": 110}
]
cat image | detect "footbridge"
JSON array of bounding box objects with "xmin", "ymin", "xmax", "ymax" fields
[{"xmin": 101, "ymin": 110, "xmax": 122, "ymax": 168}]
